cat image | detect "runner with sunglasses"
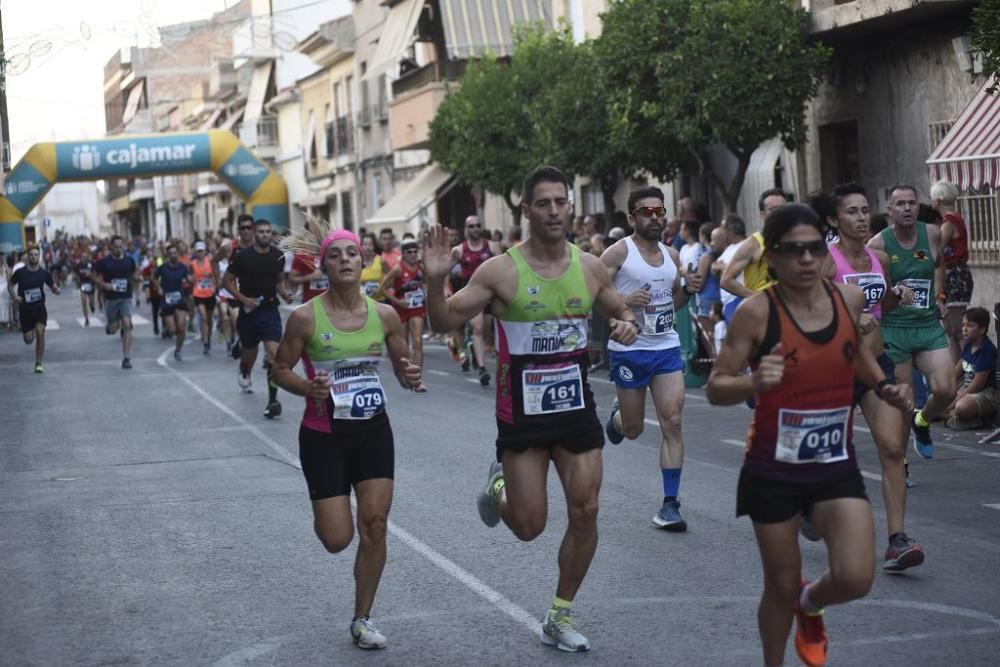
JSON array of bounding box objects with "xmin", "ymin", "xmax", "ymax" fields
[
  {"xmin": 380, "ymin": 240, "xmax": 428, "ymax": 392},
  {"xmin": 708, "ymin": 203, "xmax": 911, "ymax": 667},
  {"xmin": 806, "ymin": 183, "xmax": 925, "ymax": 573},
  {"xmin": 601, "ymin": 187, "xmax": 702, "ymax": 531}
]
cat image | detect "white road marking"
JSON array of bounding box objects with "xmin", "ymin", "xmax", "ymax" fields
[
  {"xmin": 46, "ymin": 319, "xmax": 60, "ymax": 330},
  {"xmin": 156, "ymin": 348, "xmax": 541, "ymax": 639},
  {"xmin": 719, "ymin": 438, "xmax": 881, "ymax": 481},
  {"xmin": 131, "ymin": 314, "xmax": 150, "ymax": 325},
  {"xmin": 984, "ymin": 504, "xmax": 1000, "ymax": 511},
  {"xmin": 427, "ymin": 369, "xmax": 451, "ymax": 376}
]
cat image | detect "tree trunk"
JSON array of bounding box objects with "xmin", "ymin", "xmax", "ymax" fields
[
  {"xmin": 600, "ymin": 173, "xmax": 619, "ymax": 223},
  {"xmin": 502, "ymin": 190, "xmax": 521, "ymax": 227},
  {"xmin": 724, "ymin": 149, "xmax": 753, "ymax": 215}
]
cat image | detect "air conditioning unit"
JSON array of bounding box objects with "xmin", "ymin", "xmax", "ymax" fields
[{"xmin": 953, "ymin": 36, "xmax": 984, "ymax": 74}]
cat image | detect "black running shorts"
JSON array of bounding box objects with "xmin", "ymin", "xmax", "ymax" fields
[
  {"xmin": 299, "ymin": 415, "xmax": 394, "ymax": 500},
  {"xmin": 736, "ymin": 467, "xmax": 868, "ymax": 524},
  {"xmin": 19, "ymin": 305, "xmax": 47, "ymax": 333},
  {"xmin": 495, "ymin": 410, "xmax": 604, "ymax": 463}
]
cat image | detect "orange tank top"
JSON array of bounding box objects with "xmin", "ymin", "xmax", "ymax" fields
[
  {"xmin": 744, "ymin": 280, "xmax": 858, "ymax": 483},
  {"xmin": 191, "ymin": 257, "xmax": 216, "ymax": 298}
]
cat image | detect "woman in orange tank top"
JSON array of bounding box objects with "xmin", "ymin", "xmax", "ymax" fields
[{"xmin": 707, "ymin": 204, "xmax": 912, "ymax": 667}]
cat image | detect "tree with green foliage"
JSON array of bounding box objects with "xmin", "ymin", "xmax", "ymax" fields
[
  {"xmin": 429, "ymin": 53, "xmax": 539, "ymax": 224},
  {"xmin": 972, "ymin": 0, "xmax": 1000, "ymax": 93},
  {"xmin": 596, "ymin": 0, "xmax": 830, "ymax": 212}
]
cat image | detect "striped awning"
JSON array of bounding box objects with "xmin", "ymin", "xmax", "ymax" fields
[
  {"xmin": 927, "ymin": 79, "xmax": 1000, "ymax": 190},
  {"xmin": 439, "ymin": 0, "xmax": 551, "ymax": 60}
]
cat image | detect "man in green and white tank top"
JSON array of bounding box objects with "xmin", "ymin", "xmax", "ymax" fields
[
  {"xmin": 423, "ymin": 166, "xmax": 640, "ymax": 653},
  {"xmin": 868, "ymin": 185, "xmax": 956, "ymax": 459}
]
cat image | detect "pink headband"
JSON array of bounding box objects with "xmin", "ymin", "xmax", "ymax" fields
[{"xmin": 319, "ymin": 229, "xmax": 362, "ymax": 260}]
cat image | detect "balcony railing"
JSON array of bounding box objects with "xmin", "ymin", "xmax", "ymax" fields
[
  {"xmin": 391, "ymin": 60, "xmax": 466, "ymax": 98},
  {"xmin": 237, "ymin": 115, "xmax": 279, "ymax": 148},
  {"xmin": 324, "ymin": 117, "xmax": 354, "ymax": 157}
]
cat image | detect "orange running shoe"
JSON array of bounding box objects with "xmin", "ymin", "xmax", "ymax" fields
[{"xmin": 794, "ymin": 581, "xmax": 828, "ymax": 667}]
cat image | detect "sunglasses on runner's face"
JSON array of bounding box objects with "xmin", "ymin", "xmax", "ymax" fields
[
  {"xmin": 770, "ymin": 240, "xmax": 829, "ymax": 258},
  {"xmin": 632, "ymin": 206, "xmax": 666, "ymax": 218},
  {"xmin": 239, "ymin": 225, "xmax": 253, "ymax": 231}
]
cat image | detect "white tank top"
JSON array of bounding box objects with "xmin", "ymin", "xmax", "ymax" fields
[{"xmin": 608, "ymin": 236, "xmax": 680, "ymax": 352}]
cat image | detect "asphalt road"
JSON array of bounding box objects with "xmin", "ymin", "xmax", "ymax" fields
[{"xmin": 2, "ymin": 290, "xmax": 1000, "ymax": 666}]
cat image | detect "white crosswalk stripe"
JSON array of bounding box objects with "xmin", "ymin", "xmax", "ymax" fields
[{"xmin": 46, "ymin": 319, "xmax": 60, "ymax": 331}]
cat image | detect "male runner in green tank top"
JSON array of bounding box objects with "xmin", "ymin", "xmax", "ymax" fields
[
  {"xmin": 868, "ymin": 184, "xmax": 956, "ymax": 459},
  {"xmin": 423, "ymin": 166, "xmax": 639, "ymax": 653}
]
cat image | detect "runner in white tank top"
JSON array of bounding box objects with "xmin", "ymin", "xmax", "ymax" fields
[{"xmin": 600, "ymin": 186, "xmax": 702, "ymax": 532}]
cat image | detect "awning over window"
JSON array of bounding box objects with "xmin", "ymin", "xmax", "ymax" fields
[
  {"xmin": 737, "ymin": 137, "xmax": 792, "ymax": 231},
  {"xmin": 439, "ymin": 0, "xmax": 551, "ymax": 60},
  {"xmin": 927, "ymin": 79, "xmax": 1000, "ymax": 190},
  {"xmin": 244, "ymin": 62, "xmax": 274, "ymax": 125},
  {"xmin": 122, "ymin": 80, "xmax": 145, "ymax": 125},
  {"xmin": 366, "ymin": 163, "xmax": 454, "ymax": 226},
  {"xmin": 364, "ymin": 0, "xmax": 424, "ymax": 81}
]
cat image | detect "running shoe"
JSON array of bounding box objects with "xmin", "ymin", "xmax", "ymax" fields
[
  {"xmin": 230, "ymin": 339, "xmax": 242, "ymax": 359},
  {"xmin": 541, "ymin": 607, "xmax": 591, "ymax": 652},
  {"xmin": 478, "ymin": 366, "xmax": 491, "ymax": 387},
  {"xmin": 794, "ymin": 581, "xmax": 828, "ymax": 667},
  {"xmin": 203, "ymin": 343, "xmax": 211, "ymax": 356},
  {"xmin": 121, "ymin": 358, "xmax": 132, "ymax": 370},
  {"xmin": 174, "ymin": 350, "xmax": 182, "ymax": 362},
  {"xmin": 605, "ymin": 398, "xmax": 624, "ymax": 445},
  {"xmin": 84, "ymin": 318, "xmax": 89, "ymax": 327},
  {"xmin": 264, "ymin": 401, "xmax": 282, "ymax": 419},
  {"xmin": 476, "ymin": 460, "xmax": 504, "ymax": 528},
  {"xmin": 911, "ymin": 411, "xmax": 934, "ymax": 459},
  {"xmin": 652, "ymin": 498, "xmax": 687, "ymax": 532},
  {"xmin": 33, "ymin": 362, "xmax": 44, "ymax": 374},
  {"xmin": 905, "ymin": 460, "xmax": 914, "ymax": 488},
  {"xmin": 800, "ymin": 515, "xmax": 822, "ymax": 542},
  {"xmin": 349, "ymin": 616, "xmax": 387, "ymax": 650},
  {"xmin": 446, "ymin": 338, "xmax": 461, "ymax": 363},
  {"xmin": 461, "ymin": 357, "xmax": 470, "ymax": 372},
  {"xmin": 238, "ymin": 369, "xmax": 252, "ymax": 392},
  {"xmin": 413, "ymin": 383, "xmax": 428, "ymax": 393},
  {"xmin": 883, "ymin": 533, "xmax": 925, "ymax": 573}
]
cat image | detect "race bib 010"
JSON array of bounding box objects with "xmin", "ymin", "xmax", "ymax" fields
[
  {"xmin": 843, "ymin": 272, "xmax": 886, "ymax": 313},
  {"xmin": 775, "ymin": 406, "xmax": 850, "ymax": 464},
  {"xmin": 522, "ymin": 363, "xmax": 585, "ymax": 415}
]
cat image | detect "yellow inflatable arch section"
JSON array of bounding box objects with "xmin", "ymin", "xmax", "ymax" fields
[{"xmin": 0, "ymin": 130, "xmax": 288, "ymax": 251}]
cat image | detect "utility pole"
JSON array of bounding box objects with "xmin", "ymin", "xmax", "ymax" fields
[{"xmin": 0, "ymin": 6, "xmax": 12, "ymax": 183}]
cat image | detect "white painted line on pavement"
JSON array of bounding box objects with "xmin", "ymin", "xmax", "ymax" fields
[
  {"xmin": 132, "ymin": 314, "xmax": 150, "ymax": 325},
  {"xmin": 156, "ymin": 348, "xmax": 542, "ymax": 639},
  {"xmin": 984, "ymin": 504, "xmax": 1000, "ymax": 511},
  {"xmin": 936, "ymin": 441, "xmax": 1000, "ymax": 460},
  {"xmin": 427, "ymin": 369, "xmax": 450, "ymax": 376},
  {"xmin": 46, "ymin": 319, "xmax": 60, "ymax": 330},
  {"xmin": 719, "ymin": 438, "xmax": 881, "ymax": 481}
]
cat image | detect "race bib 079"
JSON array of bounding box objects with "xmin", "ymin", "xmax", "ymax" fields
[
  {"xmin": 522, "ymin": 363, "xmax": 585, "ymax": 415},
  {"xmin": 775, "ymin": 406, "xmax": 850, "ymax": 464},
  {"xmin": 330, "ymin": 364, "xmax": 387, "ymax": 420}
]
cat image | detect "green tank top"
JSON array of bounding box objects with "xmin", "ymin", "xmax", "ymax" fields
[
  {"xmin": 880, "ymin": 223, "xmax": 938, "ymax": 328},
  {"xmin": 494, "ymin": 244, "xmax": 594, "ymax": 424},
  {"xmin": 302, "ymin": 295, "xmax": 386, "ymax": 425}
]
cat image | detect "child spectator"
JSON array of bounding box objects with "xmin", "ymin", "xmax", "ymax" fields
[{"xmin": 947, "ymin": 307, "xmax": 999, "ymax": 430}]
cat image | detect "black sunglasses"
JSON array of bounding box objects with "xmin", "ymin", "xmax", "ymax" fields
[
  {"xmin": 239, "ymin": 225, "xmax": 253, "ymax": 230},
  {"xmin": 770, "ymin": 240, "xmax": 829, "ymax": 258}
]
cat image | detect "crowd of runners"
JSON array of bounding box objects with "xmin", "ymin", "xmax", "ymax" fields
[{"xmin": 4, "ymin": 165, "xmax": 998, "ymax": 666}]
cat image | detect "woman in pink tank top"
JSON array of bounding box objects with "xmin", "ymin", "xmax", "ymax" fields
[{"xmin": 807, "ymin": 184, "xmax": 929, "ymax": 575}]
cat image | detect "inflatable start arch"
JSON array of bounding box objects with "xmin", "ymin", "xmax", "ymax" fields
[{"xmin": 0, "ymin": 130, "xmax": 288, "ymax": 251}]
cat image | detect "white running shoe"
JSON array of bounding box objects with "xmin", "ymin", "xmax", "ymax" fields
[
  {"xmin": 238, "ymin": 369, "xmax": 252, "ymax": 392},
  {"xmin": 541, "ymin": 608, "xmax": 591, "ymax": 652},
  {"xmin": 350, "ymin": 616, "xmax": 387, "ymax": 650},
  {"xmin": 476, "ymin": 460, "xmax": 503, "ymax": 527}
]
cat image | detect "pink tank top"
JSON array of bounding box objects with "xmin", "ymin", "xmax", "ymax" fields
[{"xmin": 828, "ymin": 243, "xmax": 886, "ymax": 319}]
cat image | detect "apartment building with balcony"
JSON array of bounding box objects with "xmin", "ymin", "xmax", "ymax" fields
[
  {"xmin": 295, "ymin": 16, "xmax": 360, "ymax": 230},
  {"xmin": 798, "ymin": 0, "xmax": 997, "ymax": 310},
  {"xmin": 101, "ymin": 0, "xmax": 250, "ymax": 241}
]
